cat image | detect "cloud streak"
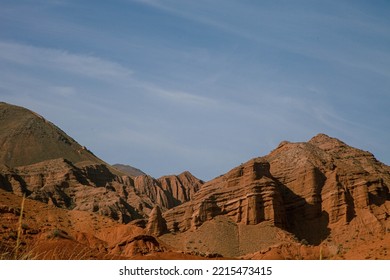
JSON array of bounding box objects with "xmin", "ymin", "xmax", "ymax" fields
[
  {"xmin": 0, "ymin": 41, "xmax": 134, "ymax": 82},
  {"xmin": 132, "ymin": 0, "xmax": 390, "ymax": 78},
  {"xmin": 0, "ymin": 41, "xmax": 221, "ymax": 108}
]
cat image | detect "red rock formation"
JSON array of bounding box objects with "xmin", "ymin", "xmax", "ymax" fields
[
  {"xmin": 164, "ymin": 159, "xmax": 286, "ymax": 231},
  {"xmin": 1, "ymin": 102, "xmax": 389, "ymax": 259},
  {"xmin": 133, "ymin": 172, "xmax": 203, "ymax": 210},
  {"xmin": 0, "ymin": 158, "xmax": 203, "ymax": 223},
  {"xmin": 266, "ymin": 134, "xmax": 390, "ymax": 243},
  {"xmin": 158, "ymin": 171, "xmax": 202, "ymax": 205},
  {"xmin": 164, "ymin": 134, "xmax": 390, "ymax": 247},
  {"xmin": 145, "ymin": 206, "xmax": 168, "ymax": 236}
]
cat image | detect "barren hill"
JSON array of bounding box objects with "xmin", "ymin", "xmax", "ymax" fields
[{"xmin": 0, "ymin": 102, "xmax": 104, "ymax": 168}]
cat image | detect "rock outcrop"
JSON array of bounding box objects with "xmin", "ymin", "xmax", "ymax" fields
[
  {"xmin": 163, "ymin": 134, "xmax": 390, "ymax": 245},
  {"xmin": 0, "ymin": 158, "xmax": 203, "ymax": 223},
  {"xmin": 267, "ymin": 134, "xmax": 390, "ymax": 243},
  {"xmin": 145, "ymin": 206, "xmax": 168, "ymax": 236},
  {"xmin": 164, "ymin": 159, "xmax": 287, "ymax": 232},
  {"xmin": 133, "ymin": 172, "xmax": 203, "ymax": 210},
  {"xmin": 159, "ymin": 171, "xmax": 202, "ymax": 205}
]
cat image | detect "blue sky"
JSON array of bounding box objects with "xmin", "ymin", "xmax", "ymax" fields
[{"xmin": 1, "ymin": 0, "xmax": 389, "ymax": 180}]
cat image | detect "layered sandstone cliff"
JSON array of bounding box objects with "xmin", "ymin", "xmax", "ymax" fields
[
  {"xmin": 163, "ymin": 134, "xmax": 390, "ymax": 245},
  {"xmin": 1, "ymin": 102, "xmax": 389, "ymax": 256},
  {"xmin": 0, "ymin": 159, "xmax": 202, "ymax": 223}
]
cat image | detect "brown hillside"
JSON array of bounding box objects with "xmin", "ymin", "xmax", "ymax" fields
[
  {"xmin": 0, "ymin": 188, "xmax": 210, "ymax": 260},
  {"xmin": 0, "ymin": 102, "xmax": 104, "ymax": 168}
]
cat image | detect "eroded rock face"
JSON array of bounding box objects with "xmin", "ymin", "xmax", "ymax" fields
[
  {"xmin": 0, "ymin": 158, "xmax": 140, "ymax": 222},
  {"xmin": 145, "ymin": 206, "xmax": 168, "ymax": 236},
  {"xmin": 159, "ymin": 171, "xmax": 202, "ymax": 204},
  {"xmin": 1, "ymin": 102, "xmax": 389, "ymax": 249},
  {"xmin": 267, "ymin": 134, "xmax": 390, "ymax": 243},
  {"xmin": 0, "ymin": 159, "xmax": 203, "ymax": 223},
  {"xmin": 164, "ymin": 134, "xmax": 390, "ymax": 245},
  {"xmin": 164, "ymin": 159, "xmax": 286, "ymax": 232},
  {"xmin": 133, "ymin": 172, "xmax": 203, "ymax": 210}
]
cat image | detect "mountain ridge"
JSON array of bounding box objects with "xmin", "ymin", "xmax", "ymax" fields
[
  {"xmin": 0, "ymin": 102, "xmax": 203, "ymax": 222},
  {"xmin": 0, "ymin": 102, "xmax": 389, "ymax": 259}
]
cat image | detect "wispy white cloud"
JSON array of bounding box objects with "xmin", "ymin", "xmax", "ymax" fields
[
  {"xmin": 131, "ymin": 0, "xmax": 230, "ymax": 30},
  {"xmin": 0, "ymin": 39, "xmax": 381, "ymax": 137},
  {"xmin": 132, "ymin": 0, "xmax": 390, "ymax": 78},
  {"xmin": 0, "ymin": 41, "xmax": 134, "ymax": 82},
  {"xmin": 0, "ymin": 41, "xmax": 221, "ymax": 107},
  {"xmin": 139, "ymin": 83, "xmax": 218, "ymax": 107}
]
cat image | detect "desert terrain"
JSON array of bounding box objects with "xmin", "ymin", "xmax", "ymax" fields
[{"xmin": 1, "ymin": 102, "xmax": 389, "ymax": 260}]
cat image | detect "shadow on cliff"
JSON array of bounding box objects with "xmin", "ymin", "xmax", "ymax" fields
[{"xmin": 273, "ymin": 177, "xmax": 331, "ymax": 246}]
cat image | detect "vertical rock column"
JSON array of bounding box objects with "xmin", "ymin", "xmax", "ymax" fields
[{"xmin": 146, "ymin": 205, "xmax": 168, "ymax": 236}]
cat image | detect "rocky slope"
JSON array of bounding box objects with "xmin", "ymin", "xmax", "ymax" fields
[
  {"xmin": 0, "ymin": 102, "xmax": 104, "ymax": 168},
  {"xmin": 162, "ymin": 134, "xmax": 390, "ymax": 256},
  {"xmin": 0, "ymin": 158, "xmax": 202, "ymax": 224},
  {"xmin": 0, "ymin": 102, "xmax": 202, "ymax": 223},
  {"xmin": 0, "ymin": 188, "xmax": 205, "ymax": 260},
  {"xmin": 1, "ymin": 102, "xmax": 389, "ymax": 259}
]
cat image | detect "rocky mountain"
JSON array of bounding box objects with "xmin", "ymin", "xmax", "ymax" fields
[
  {"xmin": 0, "ymin": 102, "xmax": 202, "ymax": 223},
  {"xmin": 1, "ymin": 102, "xmax": 389, "ymax": 259},
  {"xmin": 160, "ymin": 134, "xmax": 390, "ymax": 257},
  {"xmin": 134, "ymin": 172, "xmax": 203, "ymax": 210}
]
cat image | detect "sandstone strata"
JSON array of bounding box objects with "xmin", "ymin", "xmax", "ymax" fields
[
  {"xmin": 0, "ymin": 159, "xmax": 202, "ymax": 223},
  {"xmin": 145, "ymin": 206, "xmax": 168, "ymax": 236},
  {"xmin": 164, "ymin": 134, "xmax": 390, "ymax": 245},
  {"xmin": 1, "ymin": 102, "xmax": 389, "ymax": 259}
]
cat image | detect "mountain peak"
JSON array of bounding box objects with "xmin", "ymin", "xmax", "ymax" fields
[
  {"xmin": 309, "ymin": 133, "xmax": 344, "ymax": 144},
  {"xmin": 308, "ymin": 133, "xmax": 347, "ymax": 149},
  {"xmin": 0, "ymin": 102, "xmax": 104, "ymax": 167}
]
